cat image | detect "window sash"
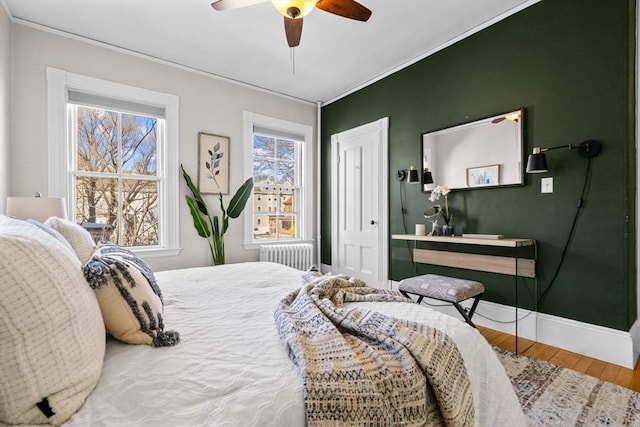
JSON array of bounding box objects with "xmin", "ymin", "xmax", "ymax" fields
[
  {"xmin": 251, "ymin": 133, "xmax": 302, "ymax": 241},
  {"xmin": 69, "ymin": 104, "xmax": 164, "ymax": 248}
]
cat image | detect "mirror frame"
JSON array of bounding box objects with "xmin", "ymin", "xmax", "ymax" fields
[{"xmin": 421, "ymin": 108, "xmax": 525, "ymax": 192}]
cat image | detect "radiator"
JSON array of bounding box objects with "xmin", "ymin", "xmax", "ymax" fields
[{"xmin": 259, "ymin": 243, "xmax": 313, "ymax": 271}]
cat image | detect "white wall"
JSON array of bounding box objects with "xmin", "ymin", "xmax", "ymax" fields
[
  {"xmin": 9, "ymin": 23, "xmax": 317, "ymax": 271},
  {"xmin": 0, "ymin": 5, "xmax": 10, "ymax": 214}
]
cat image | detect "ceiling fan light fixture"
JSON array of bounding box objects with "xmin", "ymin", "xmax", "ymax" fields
[{"xmin": 271, "ymin": 0, "xmax": 317, "ymax": 18}]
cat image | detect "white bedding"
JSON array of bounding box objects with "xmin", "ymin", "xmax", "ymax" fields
[{"xmin": 66, "ymin": 262, "xmax": 525, "ymax": 426}]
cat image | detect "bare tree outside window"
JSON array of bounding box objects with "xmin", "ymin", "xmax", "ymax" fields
[{"xmin": 74, "ymin": 106, "xmax": 160, "ymax": 246}]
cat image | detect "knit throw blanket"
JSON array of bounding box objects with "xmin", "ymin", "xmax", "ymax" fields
[{"xmin": 274, "ymin": 274, "xmax": 476, "ymax": 427}]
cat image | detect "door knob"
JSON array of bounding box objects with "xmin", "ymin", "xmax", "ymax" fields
[{"xmin": 370, "ymin": 220, "xmax": 377, "ymax": 225}]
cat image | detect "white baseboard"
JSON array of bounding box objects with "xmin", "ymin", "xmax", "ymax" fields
[
  {"xmin": 388, "ymin": 280, "xmax": 638, "ymax": 369},
  {"xmin": 536, "ymin": 312, "xmax": 636, "ymax": 369}
]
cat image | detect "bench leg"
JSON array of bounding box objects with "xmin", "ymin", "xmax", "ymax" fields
[
  {"xmin": 400, "ymin": 290, "xmax": 424, "ymax": 304},
  {"xmin": 453, "ymin": 293, "xmax": 483, "ymax": 328},
  {"xmin": 402, "ymin": 290, "xmax": 483, "ymax": 328}
]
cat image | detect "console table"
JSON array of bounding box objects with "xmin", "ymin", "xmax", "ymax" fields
[{"xmin": 391, "ymin": 234, "xmax": 536, "ymax": 353}]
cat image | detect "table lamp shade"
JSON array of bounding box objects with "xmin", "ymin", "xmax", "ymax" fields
[{"xmin": 6, "ymin": 196, "xmax": 67, "ymax": 222}]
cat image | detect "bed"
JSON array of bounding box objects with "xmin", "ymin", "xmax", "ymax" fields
[{"xmin": 0, "ymin": 215, "xmax": 525, "ymax": 426}]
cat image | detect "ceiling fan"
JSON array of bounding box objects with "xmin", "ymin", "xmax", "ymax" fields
[{"xmin": 211, "ymin": 0, "xmax": 372, "ymax": 47}]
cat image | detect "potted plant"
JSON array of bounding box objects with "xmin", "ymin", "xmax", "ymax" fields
[
  {"xmin": 428, "ymin": 185, "xmax": 453, "ymax": 235},
  {"xmin": 181, "ymin": 164, "xmax": 254, "ymax": 265}
]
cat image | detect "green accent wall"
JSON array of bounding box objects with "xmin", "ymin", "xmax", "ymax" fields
[{"xmin": 320, "ymin": 0, "xmax": 636, "ymax": 331}]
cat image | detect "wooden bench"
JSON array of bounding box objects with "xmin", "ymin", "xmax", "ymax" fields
[{"xmin": 399, "ymin": 274, "xmax": 484, "ymax": 328}]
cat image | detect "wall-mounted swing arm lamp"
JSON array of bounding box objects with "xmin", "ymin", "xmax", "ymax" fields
[
  {"xmin": 396, "ymin": 165, "xmax": 421, "ymax": 184},
  {"xmin": 525, "ymin": 140, "xmax": 602, "ymax": 173},
  {"xmin": 423, "ymin": 168, "xmax": 434, "ymax": 184}
]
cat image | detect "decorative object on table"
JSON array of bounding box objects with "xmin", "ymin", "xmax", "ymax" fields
[
  {"xmin": 198, "ymin": 132, "xmax": 229, "ymax": 194},
  {"xmin": 525, "ymin": 140, "xmax": 602, "ymax": 173},
  {"xmin": 428, "ymin": 185, "xmax": 453, "ymax": 235},
  {"xmin": 423, "ymin": 205, "xmax": 442, "ymax": 236},
  {"xmin": 462, "ymin": 233, "xmax": 504, "ymax": 240},
  {"xmin": 415, "ymin": 224, "xmax": 426, "ymax": 235},
  {"xmin": 466, "ymin": 164, "xmax": 500, "ymax": 188},
  {"xmin": 5, "ymin": 192, "xmax": 67, "ymax": 222},
  {"xmin": 181, "ymin": 164, "xmax": 253, "ymax": 265}
]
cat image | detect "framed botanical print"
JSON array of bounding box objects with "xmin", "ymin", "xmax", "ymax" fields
[{"xmin": 198, "ymin": 132, "xmax": 229, "ymax": 194}]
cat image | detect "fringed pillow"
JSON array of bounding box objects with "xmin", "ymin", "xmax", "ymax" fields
[{"xmin": 83, "ymin": 244, "xmax": 179, "ymax": 347}]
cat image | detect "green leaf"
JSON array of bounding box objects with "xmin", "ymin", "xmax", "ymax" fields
[
  {"xmin": 181, "ymin": 164, "xmax": 209, "ymax": 216},
  {"xmin": 222, "ymin": 216, "xmax": 229, "ymax": 235},
  {"xmin": 185, "ymin": 196, "xmax": 211, "ymax": 238},
  {"xmin": 227, "ymin": 177, "xmax": 254, "ymax": 218},
  {"xmin": 212, "ymin": 215, "xmax": 220, "ymax": 240}
]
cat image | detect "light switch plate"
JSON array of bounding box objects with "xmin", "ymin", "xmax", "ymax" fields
[{"xmin": 541, "ymin": 177, "xmax": 553, "ymax": 193}]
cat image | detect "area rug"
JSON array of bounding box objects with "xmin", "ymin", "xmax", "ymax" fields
[{"xmin": 494, "ymin": 347, "xmax": 640, "ymax": 426}]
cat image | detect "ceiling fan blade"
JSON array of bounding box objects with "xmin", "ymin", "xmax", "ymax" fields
[
  {"xmin": 211, "ymin": 0, "xmax": 266, "ymax": 11},
  {"xmin": 284, "ymin": 17, "xmax": 303, "ymax": 47},
  {"xmin": 315, "ymin": 0, "xmax": 372, "ymax": 21}
]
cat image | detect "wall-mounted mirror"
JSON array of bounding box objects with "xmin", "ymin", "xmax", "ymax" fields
[{"xmin": 422, "ymin": 108, "xmax": 524, "ymax": 192}]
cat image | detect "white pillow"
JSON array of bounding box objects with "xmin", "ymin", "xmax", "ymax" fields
[
  {"xmin": 44, "ymin": 217, "xmax": 96, "ymax": 263},
  {"xmin": 26, "ymin": 218, "xmax": 76, "ymax": 255},
  {"xmin": 0, "ymin": 215, "xmax": 105, "ymax": 426}
]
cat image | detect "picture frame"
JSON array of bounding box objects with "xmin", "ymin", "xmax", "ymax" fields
[
  {"xmin": 198, "ymin": 132, "xmax": 229, "ymax": 194},
  {"xmin": 467, "ymin": 164, "xmax": 500, "ymax": 188}
]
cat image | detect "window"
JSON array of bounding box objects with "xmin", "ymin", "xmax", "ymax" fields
[
  {"xmin": 72, "ymin": 106, "xmax": 159, "ymax": 246},
  {"xmin": 47, "ymin": 68, "xmax": 180, "ymax": 256},
  {"xmin": 243, "ymin": 112, "xmax": 313, "ymax": 247}
]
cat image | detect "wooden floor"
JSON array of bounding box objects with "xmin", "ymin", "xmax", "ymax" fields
[{"xmin": 478, "ymin": 326, "xmax": 640, "ymax": 393}]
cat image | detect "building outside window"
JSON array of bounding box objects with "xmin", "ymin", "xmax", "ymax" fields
[
  {"xmin": 243, "ymin": 112, "xmax": 313, "ymax": 248},
  {"xmin": 252, "ymin": 132, "xmax": 299, "ymax": 239}
]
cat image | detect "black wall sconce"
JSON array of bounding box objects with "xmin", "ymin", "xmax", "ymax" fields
[
  {"xmin": 396, "ymin": 165, "xmax": 420, "ymax": 183},
  {"xmin": 526, "ymin": 140, "xmax": 602, "ymax": 173},
  {"xmin": 423, "ymin": 168, "xmax": 434, "ymax": 184}
]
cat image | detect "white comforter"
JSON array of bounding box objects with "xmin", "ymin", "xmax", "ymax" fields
[{"xmin": 66, "ymin": 262, "xmax": 525, "ymax": 426}]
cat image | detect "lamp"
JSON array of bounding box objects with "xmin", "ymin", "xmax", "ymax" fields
[
  {"xmin": 396, "ymin": 166, "xmax": 420, "ymax": 184},
  {"xmin": 271, "ymin": 0, "xmax": 316, "ymax": 18},
  {"xmin": 408, "ymin": 166, "xmax": 420, "ymax": 184},
  {"xmin": 526, "ymin": 140, "xmax": 602, "ymax": 173},
  {"xmin": 423, "ymin": 168, "xmax": 434, "ymax": 185},
  {"xmin": 6, "ymin": 193, "xmax": 67, "ymax": 222}
]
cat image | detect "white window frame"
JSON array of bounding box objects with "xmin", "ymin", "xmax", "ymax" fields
[
  {"xmin": 243, "ymin": 111, "xmax": 313, "ymax": 249},
  {"xmin": 46, "ymin": 67, "xmax": 180, "ymax": 257}
]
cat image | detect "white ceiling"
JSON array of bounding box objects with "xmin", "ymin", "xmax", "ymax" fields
[{"xmin": 3, "ymin": 0, "xmax": 537, "ymax": 104}]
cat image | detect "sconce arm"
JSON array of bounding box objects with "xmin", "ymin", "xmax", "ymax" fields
[
  {"xmin": 537, "ymin": 144, "xmax": 574, "ymax": 153},
  {"xmin": 533, "ymin": 140, "xmax": 601, "ymax": 158}
]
